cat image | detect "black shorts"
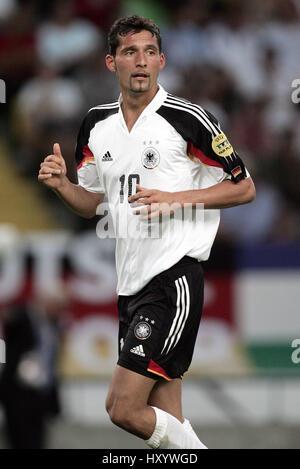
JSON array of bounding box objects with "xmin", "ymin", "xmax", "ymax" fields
[{"xmin": 117, "ymin": 256, "xmax": 204, "ymax": 381}]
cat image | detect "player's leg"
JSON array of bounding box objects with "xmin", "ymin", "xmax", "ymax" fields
[
  {"xmin": 148, "ymin": 377, "xmax": 183, "ymax": 421},
  {"xmin": 144, "ymin": 258, "xmax": 207, "ymax": 448},
  {"xmin": 105, "ymin": 365, "xmax": 204, "ymax": 448},
  {"xmin": 108, "ymin": 259, "xmax": 207, "ymax": 448},
  {"xmin": 147, "ymin": 377, "xmax": 206, "ymax": 448},
  {"xmin": 105, "ymin": 364, "xmax": 156, "ymax": 439},
  {"xmin": 106, "ymin": 322, "xmax": 204, "ymax": 447}
]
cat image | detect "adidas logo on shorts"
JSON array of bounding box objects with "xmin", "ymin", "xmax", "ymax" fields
[{"xmin": 130, "ymin": 345, "xmax": 145, "ymax": 357}]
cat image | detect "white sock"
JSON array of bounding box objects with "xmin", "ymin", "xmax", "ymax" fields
[
  {"xmin": 182, "ymin": 418, "xmax": 207, "ymax": 449},
  {"xmin": 146, "ymin": 407, "xmax": 207, "ymax": 449}
]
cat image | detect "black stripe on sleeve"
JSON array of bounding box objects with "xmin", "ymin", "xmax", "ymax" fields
[
  {"xmin": 156, "ymin": 100, "xmax": 247, "ymax": 183},
  {"xmin": 75, "ymin": 106, "xmax": 119, "ymax": 167}
]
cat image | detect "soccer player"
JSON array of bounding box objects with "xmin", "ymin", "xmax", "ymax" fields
[{"xmin": 38, "ymin": 15, "xmax": 255, "ymax": 449}]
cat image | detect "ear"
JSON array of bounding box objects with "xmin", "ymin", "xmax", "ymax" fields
[
  {"xmin": 159, "ymin": 53, "xmax": 166, "ymax": 71},
  {"xmin": 105, "ymin": 54, "xmax": 116, "ymax": 73}
]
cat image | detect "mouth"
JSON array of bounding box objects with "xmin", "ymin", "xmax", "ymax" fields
[{"xmin": 131, "ymin": 73, "xmax": 149, "ymax": 79}]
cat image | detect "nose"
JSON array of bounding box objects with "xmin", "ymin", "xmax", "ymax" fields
[{"xmin": 136, "ymin": 51, "xmax": 147, "ymax": 68}]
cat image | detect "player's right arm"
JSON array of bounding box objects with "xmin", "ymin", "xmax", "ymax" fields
[{"xmin": 38, "ymin": 142, "xmax": 104, "ymax": 218}]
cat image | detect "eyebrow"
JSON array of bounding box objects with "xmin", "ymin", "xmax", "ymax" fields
[{"xmin": 120, "ymin": 44, "xmax": 159, "ymax": 53}]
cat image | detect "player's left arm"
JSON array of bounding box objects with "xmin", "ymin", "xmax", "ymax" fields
[
  {"xmin": 129, "ymin": 177, "xmax": 255, "ymax": 218},
  {"xmin": 184, "ymin": 176, "xmax": 256, "ymax": 208}
]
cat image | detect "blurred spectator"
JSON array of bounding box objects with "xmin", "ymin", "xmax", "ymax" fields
[
  {"xmin": 12, "ymin": 62, "xmax": 83, "ymax": 176},
  {"xmin": 74, "ymin": 0, "xmax": 120, "ymax": 30},
  {"xmin": 75, "ymin": 47, "xmax": 119, "ymax": 110},
  {"xmin": 259, "ymin": 4, "xmax": 300, "ymax": 132},
  {"xmin": 229, "ymin": 97, "xmax": 273, "ymax": 156},
  {"xmin": 162, "ymin": 1, "xmax": 210, "ymax": 68},
  {"xmin": 0, "ymin": 285, "xmax": 68, "ymax": 448},
  {"xmin": 220, "ymin": 179, "xmax": 283, "ymax": 243},
  {"xmin": 255, "ymin": 45, "xmax": 294, "ymax": 132},
  {"xmin": 221, "ymin": 124, "xmax": 300, "ymax": 243},
  {"xmin": 204, "ymin": 3, "xmax": 265, "ymax": 98},
  {"xmin": 122, "ymin": 0, "xmax": 169, "ymax": 26},
  {"xmin": 0, "ymin": 0, "xmax": 17, "ymax": 21},
  {"xmin": 176, "ymin": 65, "xmax": 239, "ymax": 120},
  {"xmin": 36, "ymin": 0, "xmax": 102, "ymax": 73},
  {"xmin": 220, "ymin": 160, "xmax": 284, "ymax": 243},
  {"xmin": 268, "ymin": 129, "xmax": 300, "ymax": 211},
  {"xmin": 157, "ymin": 64, "xmax": 183, "ymax": 95},
  {"xmin": 0, "ymin": 1, "xmax": 37, "ymax": 93},
  {"xmin": 261, "ymin": 0, "xmax": 300, "ymax": 80}
]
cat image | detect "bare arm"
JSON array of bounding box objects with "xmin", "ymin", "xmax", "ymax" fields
[
  {"xmin": 129, "ymin": 178, "xmax": 255, "ymax": 219},
  {"xmin": 38, "ymin": 143, "xmax": 104, "ymax": 218},
  {"xmin": 53, "ymin": 180, "xmax": 104, "ymax": 219},
  {"xmin": 176, "ymin": 177, "xmax": 256, "ymax": 209}
]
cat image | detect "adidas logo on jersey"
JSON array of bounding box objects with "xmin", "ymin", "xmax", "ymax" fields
[
  {"xmin": 102, "ymin": 151, "xmax": 113, "ymax": 161},
  {"xmin": 130, "ymin": 345, "xmax": 145, "ymax": 357}
]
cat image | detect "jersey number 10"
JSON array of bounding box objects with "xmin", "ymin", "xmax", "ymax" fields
[{"xmin": 119, "ymin": 174, "xmax": 140, "ymax": 203}]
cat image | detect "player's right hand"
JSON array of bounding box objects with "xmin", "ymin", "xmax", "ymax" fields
[{"xmin": 38, "ymin": 143, "xmax": 67, "ymax": 190}]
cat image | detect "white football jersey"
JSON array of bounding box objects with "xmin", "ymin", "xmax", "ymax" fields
[{"xmin": 76, "ymin": 85, "xmax": 248, "ymax": 295}]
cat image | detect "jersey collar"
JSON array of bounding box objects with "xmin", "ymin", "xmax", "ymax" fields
[{"xmin": 118, "ymin": 84, "xmax": 167, "ymax": 119}]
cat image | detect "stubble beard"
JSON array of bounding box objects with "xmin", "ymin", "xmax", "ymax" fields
[{"xmin": 129, "ymin": 77, "xmax": 151, "ymax": 94}]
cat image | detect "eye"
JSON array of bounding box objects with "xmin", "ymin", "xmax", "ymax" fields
[{"xmin": 125, "ymin": 50, "xmax": 134, "ymax": 56}]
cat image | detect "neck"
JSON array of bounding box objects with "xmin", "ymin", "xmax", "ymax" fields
[
  {"xmin": 121, "ymin": 84, "xmax": 159, "ymax": 114},
  {"xmin": 120, "ymin": 84, "xmax": 159, "ymax": 132}
]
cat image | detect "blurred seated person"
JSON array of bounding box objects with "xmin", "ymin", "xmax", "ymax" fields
[
  {"xmin": 0, "ymin": 1, "xmax": 37, "ymax": 93},
  {"xmin": 36, "ymin": 0, "xmax": 102, "ymax": 73},
  {"xmin": 219, "ymin": 159, "xmax": 284, "ymax": 243},
  {"xmin": 12, "ymin": 62, "xmax": 83, "ymax": 179},
  {"xmin": 74, "ymin": 0, "xmax": 120, "ymax": 30},
  {"xmin": 74, "ymin": 46, "xmax": 119, "ymax": 110},
  {"xmin": 0, "ymin": 285, "xmax": 68, "ymax": 449}
]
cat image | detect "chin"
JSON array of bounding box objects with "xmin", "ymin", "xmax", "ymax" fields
[{"xmin": 131, "ymin": 85, "xmax": 150, "ymax": 93}]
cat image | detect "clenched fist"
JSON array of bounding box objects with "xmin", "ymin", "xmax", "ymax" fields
[{"xmin": 38, "ymin": 143, "xmax": 67, "ymax": 190}]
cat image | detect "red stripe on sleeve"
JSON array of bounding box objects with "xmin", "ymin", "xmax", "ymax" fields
[
  {"xmin": 187, "ymin": 141, "xmax": 223, "ymax": 168},
  {"xmin": 77, "ymin": 145, "xmax": 95, "ymax": 170}
]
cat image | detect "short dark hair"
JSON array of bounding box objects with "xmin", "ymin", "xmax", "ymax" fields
[{"xmin": 108, "ymin": 15, "xmax": 162, "ymax": 56}]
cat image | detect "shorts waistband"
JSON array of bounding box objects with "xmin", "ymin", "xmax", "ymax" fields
[
  {"xmin": 159, "ymin": 256, "xmax": 200, "ymax": 276},
  {"xmin": 118, "ymin": 256, "xmax": 200, "ymax": 300},
  {"xmin": 173, "ymin": 256, "xmax": 199, "ymax": 267}
]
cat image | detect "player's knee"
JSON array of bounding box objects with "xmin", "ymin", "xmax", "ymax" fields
[
  {"xmin": 105, "ymin": 394, "xmax": 113, "ymax": 416},
  {"xmin": 106, "ymin": 398, "xmax": 134, "ymax": 431},
  {"xmin": 109, "ymin": 404, "xmax": 131, "ymax": 429}
]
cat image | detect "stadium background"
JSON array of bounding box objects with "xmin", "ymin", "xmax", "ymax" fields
[{"xmin": 0, "ymin": 0, "xmax": 299, "ymax": 449}]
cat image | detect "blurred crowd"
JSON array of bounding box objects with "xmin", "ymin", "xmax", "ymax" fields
[
  {"xmin": 0, "ymin": 284, "xmax": 68, "ymax": 448},
  {"xmin": 0, "ymin": 0, "xmax": 300, "ymax": 241}
]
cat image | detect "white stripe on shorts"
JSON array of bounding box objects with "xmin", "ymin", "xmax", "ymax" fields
[
  {"xmin": 161, "ymin": 278, "xmax": 182, "ymax": 355},
  {"xmin": 161, "ymin": 275, "xmax": 190, "ymax": 355},
  {"xmin": 170, "ymin": 275, "xmax": 190, "ymax": 352}
]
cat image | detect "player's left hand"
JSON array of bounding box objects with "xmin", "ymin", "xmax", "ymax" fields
[{"xmin": 128, "ymin": 185, "xmax": 182, "ymax": 220}]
